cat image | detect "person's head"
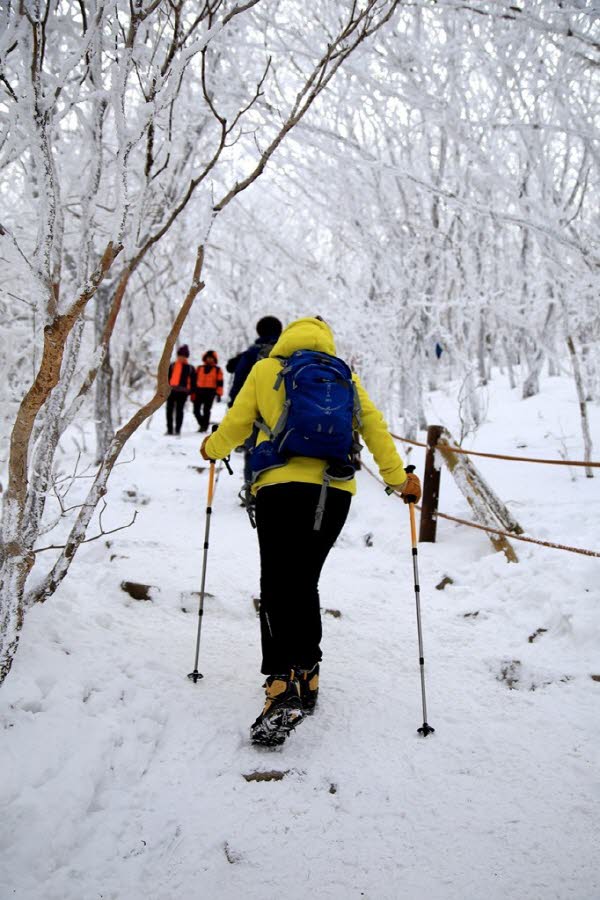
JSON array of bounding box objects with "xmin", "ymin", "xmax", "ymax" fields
[
  {"xmin": 203, "ymin": 350, "xmax": 218, "ymax": 364},
  {"xmin": 256, "ymin": 316, "xmax": 282, "ymax": 340},
  {"xmin": 271, "ymin": 316, "xmax": 336, "ymax": 357},
  {"xmin": 177, "ymin": 344, "xmax": 190, "ymax": 359}
]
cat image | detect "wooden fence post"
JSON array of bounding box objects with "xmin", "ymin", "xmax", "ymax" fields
[{"xmin": 419, "ymin": 424, "xmax": 443, "ymax": 543}]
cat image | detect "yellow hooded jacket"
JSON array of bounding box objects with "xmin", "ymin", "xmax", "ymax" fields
[{"xmin": 204, "ymin": 317, "xmax": 407, "ymax": 495}]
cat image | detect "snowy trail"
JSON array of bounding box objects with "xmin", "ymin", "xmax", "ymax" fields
[{"xmin": 1, "ymin": 392, "xmax": 599, "ymax": 900}]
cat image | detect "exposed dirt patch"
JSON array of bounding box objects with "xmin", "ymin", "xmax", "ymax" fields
[
  {"xmin": 436, "ymin": 575, "xmax": 454, "ymax": 590},
  {"xmin": 528, "ymin": 627, "xmax": 548, "ymax": 643},
  {"xmin": 121, "ymin": 581, "xmax": 154, "ymax": 601},
  {"xmin": 243, "ymin": 770, "xmax": 289, "ymax": 783},
  {"xmin": 497, "ymin": 659, "xmax": 521, "ymax": 689},
  {"xmin": 122, "ymin": 488, "xmax": 150, "ymax": 505},
  {"xmin": 224, "ymin": 841, "xmax": 242, "ymax": 864}
]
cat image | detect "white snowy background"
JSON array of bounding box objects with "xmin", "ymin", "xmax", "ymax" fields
[{"xmin": 1, "ymin": 371, "xmax": 598, "ymax": 900}]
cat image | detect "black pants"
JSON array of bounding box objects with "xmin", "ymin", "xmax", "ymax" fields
[
  {"xmin": 193, "ymin": 389, "xmax": 216, "ymax": 432},
  {"xmin": 255, "ymin": 483, "xmax": 351, "ymax": 675},
  {"xmin": 166, "ymin": 391, "xmax": 187, "ymax": 434}
]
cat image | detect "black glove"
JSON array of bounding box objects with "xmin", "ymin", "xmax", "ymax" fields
[{"xmin": 216, "ymin": 395, "xmax": 222, "ymax": 403}]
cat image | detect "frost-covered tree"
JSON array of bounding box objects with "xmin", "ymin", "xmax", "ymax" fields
[{"xmin": 203, "ymin": 0, "xmax": 599, "ymax": 438}]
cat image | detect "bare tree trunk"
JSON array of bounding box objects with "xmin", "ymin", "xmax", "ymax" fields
[
  {"xmin": 581, "ymin": 343, "xmax": 596, "ymax": 401},
  {"xmin": 521, "ymin": 340, "xmax": 543, "ymax": 399},
  {"xmin": 566, "ymin": 335, "xmax": 594, "ymax": 478},
  {"xmin": 503, "ymin": 335, "xmax": 516, "ymax": 389},
  {"xmin": 477, "ymin": 311, "xmax": 488, "ymax": 385},
  {"xmin": 94, "ymin": 285, "xmax": 114, "ymax": 464}
]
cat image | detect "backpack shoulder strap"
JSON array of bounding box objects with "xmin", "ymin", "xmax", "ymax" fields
[
  {"xmin": 254, "ymin": 357, "xmax": 289, "ymax": 437},
  {"xmin": 272, "ymin": 355, "xmax": 289, "ymax": 391}
]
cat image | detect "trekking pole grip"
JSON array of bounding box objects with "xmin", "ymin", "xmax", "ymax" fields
[
  {"xmin": 385, "ymin": 459, "xmax": 418, "ymax": 497},
  {"xmin": 403, "ymin": 464, "xmax": 417, "ymax": 504},
  {"xmin": 210, "ymin": 423, "xmax": 233, "ymax": 476},
  {"xmin": 386, "ymin": 463, "xmax": 418, "ymax": 501}
]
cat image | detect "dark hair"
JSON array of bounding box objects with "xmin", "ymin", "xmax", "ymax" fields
[{"xmin": 256, "ymin": 316, "xmax": 282, "ymax": 339}]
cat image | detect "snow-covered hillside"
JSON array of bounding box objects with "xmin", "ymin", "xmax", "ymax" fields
[{"xmin": 1, "ymin": 373, "xmax": 599, "ymax": 900}]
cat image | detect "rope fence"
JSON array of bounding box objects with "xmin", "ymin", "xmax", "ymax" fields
[
  {"xmin": 390, "ymin": 432, "xmax": 600, "ymax": 468},
  {"xmin": 361, "ymin": 461, "xmax": 600, "ymax": 560}
]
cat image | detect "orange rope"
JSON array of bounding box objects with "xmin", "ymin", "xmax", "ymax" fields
[
  {"xmin": 361, "ymin": 461, "xmax": 600, "ymax": 559},
  {"xmin": 390, "ymin": 432, "xmax": 600, "ymax": 468},
  {"xmin": 432, "ymin": 510, "xmax": 600, "ymax": 558}
]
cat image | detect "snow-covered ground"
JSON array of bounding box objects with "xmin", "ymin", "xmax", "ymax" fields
[{"xmin": 1, "ymin": 372, "xmax": 599, "ymax": 900}]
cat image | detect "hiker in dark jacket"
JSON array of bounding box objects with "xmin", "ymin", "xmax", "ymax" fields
[
  {"xmin": 228, "ymin": 316, "xmax": 283, "ymax": 407},
  {"xmin": 226, "ymin": 352, "xmax": 243, "ymax": 377},
  {"xmin": 166, "ymin": 345, "xmax": 195, "ymax": 436},
  {"xmin": 200, "ymin": 317, "xmax": 421, "ymax": 747},
  {"xmin": 227, "ymin": 316, "xmax": 283, "ymax": 485},
  {"xmin": 191, "ymin": 350, "xmax": 224, "ymax": 433}
]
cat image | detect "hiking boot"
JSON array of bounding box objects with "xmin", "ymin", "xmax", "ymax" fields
[
  {"xmin": 250, "ymin": 672, "xmax": 304, "ymax": 747},
  {"xmin": 298, "ymin": 663, "xmax": 319, "ymax": 714}
]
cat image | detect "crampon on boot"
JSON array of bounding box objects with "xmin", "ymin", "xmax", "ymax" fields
[
  {"xmin": 298, "ymin": 663, "xmax": 319, "ymax": 714},
  {"xmin": 250, "ymin": 672, "xmax": 304, "ymax": 747}
]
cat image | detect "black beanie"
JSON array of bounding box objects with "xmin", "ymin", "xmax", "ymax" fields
[{"xmin": 256, "ymin": 316, "xmax": 282, "ymax": 339}]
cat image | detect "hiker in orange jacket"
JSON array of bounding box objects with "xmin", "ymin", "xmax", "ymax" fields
[
  {"xmin": 166, "ymin": 345, "xmax": 195, "ymax": 436},
  {"xmin": 191, "ymin": 350, "xmax": 224, "ymax": 433}
]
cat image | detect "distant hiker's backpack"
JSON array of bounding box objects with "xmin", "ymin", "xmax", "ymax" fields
[
  {"xmin": 255, "ymin": 340, "xmax": 275, "ymax": 362},
  {"xmin": 250, "ymin": 350, "xmax": 362, "ymax": 528}
]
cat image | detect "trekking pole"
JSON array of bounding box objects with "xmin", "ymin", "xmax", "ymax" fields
[
  {"xmin": 188, "ymin": 425, "xmax": 231, "ymax": 683},
  {"xmin": 387, "ymin": 464, "xmax": 435, "ymax": 736}
]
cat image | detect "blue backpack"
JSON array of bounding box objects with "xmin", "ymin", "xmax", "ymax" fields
[{"xmin": 250, "ymin": 350, "xmax": 362, "ymax": 528}]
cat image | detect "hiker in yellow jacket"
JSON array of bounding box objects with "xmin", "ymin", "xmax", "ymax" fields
[{"xmin": 200, "ymin": 316, "xmax": 421, "ymax": 745}]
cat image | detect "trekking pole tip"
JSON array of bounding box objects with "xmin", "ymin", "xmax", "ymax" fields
[
  {"xmin": 417, "ymin": 722, "xmax": 435, "ymax": 737},
  {"xmin": 187, "ymin": 670, "xmax": 204, "ymax": 683}
]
